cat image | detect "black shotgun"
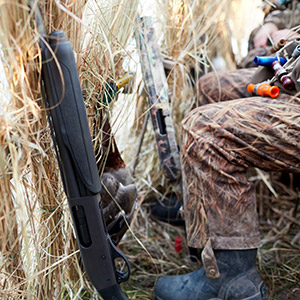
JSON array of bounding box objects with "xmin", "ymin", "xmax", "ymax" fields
[{"xmin": 36, "ymin": 9, "xmax": 130, "ymax": 300}]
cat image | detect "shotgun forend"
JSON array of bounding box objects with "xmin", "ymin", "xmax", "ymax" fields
[
  {"xmin": 40, "ymin": 30, "xmax": 130, "ymax": 300},
  {"xmin": 253, "ymin": 56, "xmax": 287, "ymax": 67},
  {"xmin": 247, "ymin": 83, "xmax": 280, "ymax": 98}
]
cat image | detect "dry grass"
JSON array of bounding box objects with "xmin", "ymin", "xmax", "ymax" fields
[
  {"xmin": 0, "ymin": 0, "xmax": 299, "ymax": 300},
  {"xmin": 118, "ymin": 171, "xmax": 300, "ymax": 300},
  {"xmin": 128, "ymin": 0, "xmax": 238, "ymax": 191},
  {"xmin": 0, "ymin": 0, "xmax": 137, "ymax": 298}
]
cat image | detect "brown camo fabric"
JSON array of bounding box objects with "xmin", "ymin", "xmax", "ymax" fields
[{"xmin": 181, "ymin": 69, "xmax": 300, "ymax": 250}]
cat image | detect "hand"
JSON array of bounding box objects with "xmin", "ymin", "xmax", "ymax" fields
[
  {"xmin": 253, "ymin": 23, "xmax": 278, "ymax": 48},
  {"xmin": 270, "ymin": 29, "xmax": 300, "ymax": 44}
]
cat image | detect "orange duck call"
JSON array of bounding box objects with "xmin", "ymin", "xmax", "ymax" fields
[{"xmin": 247, "ymin": 83, "xmax": 280, "ymax": 98}]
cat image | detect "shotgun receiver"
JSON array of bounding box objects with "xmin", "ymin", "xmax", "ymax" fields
[{"xmin": 38, "ymin": 14, "xmax": 130, "ymax": 300}]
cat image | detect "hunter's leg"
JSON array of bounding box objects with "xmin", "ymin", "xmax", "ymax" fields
[
  {"xmin": 195, "ymin": 68, "xmax": 256, "ymax": 106},
  {"xmin": 182, "ymin": 93, "xmax": 300, "ymax": 249},
  {"xmin": 155, "ymin": 94, "xmax": 300, "ymax": 300}
]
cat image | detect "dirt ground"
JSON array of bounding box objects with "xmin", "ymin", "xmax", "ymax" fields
[{"xmin": 276, "ymin": 288, "xmax": 300, "ymax": 300}]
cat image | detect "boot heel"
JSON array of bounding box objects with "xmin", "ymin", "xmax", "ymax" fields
[{"xmin": 220, "ymin": 272, "xmax": 268, "ymax": 300}]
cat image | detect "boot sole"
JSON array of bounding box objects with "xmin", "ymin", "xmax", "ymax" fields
[
  {"xmin": 156, "ymin": 297, "xmax": 222, "ymax": 300},
  {"xmin": 156, "ymin": 293, "xmax": 263, "ymax": 300}
]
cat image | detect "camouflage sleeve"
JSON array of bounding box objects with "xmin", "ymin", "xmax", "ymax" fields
[
  {"xmin": 247, "ymin": 8, "xmax": 300, "ymax": 52},
  {"xmin": 238, "ymin": 47, "xmax": 271, "ymax": 68},
  {"xmin": 264, "ymin": 9, "xmax": 300, "ymax": 29}
]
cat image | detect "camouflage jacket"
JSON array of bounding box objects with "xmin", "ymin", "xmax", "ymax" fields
[
  {"xmin": 239, "ymin": 6, "xmax": 300, "ymax": 69},
  {"xmin": 264, "ymin": 4, "xmax": 300, "ymax": 29}
]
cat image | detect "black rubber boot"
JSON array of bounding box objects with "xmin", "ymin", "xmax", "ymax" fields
[
  {"xmin": 154, "ymin": 249, "xmax": 268, "ymax": 300},
  {"xmin": 150, "ymin": 192, "xmax": 184, "ymax": 226}
]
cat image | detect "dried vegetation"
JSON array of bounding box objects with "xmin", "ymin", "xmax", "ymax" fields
[{"xmin": 0, "ymin": 0, "xmax": 299, "ymax": 299}]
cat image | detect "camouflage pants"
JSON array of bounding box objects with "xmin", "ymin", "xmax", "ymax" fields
[{"xmin": 182, "ymin": 69, "xmax": 300, "ymax": 250}]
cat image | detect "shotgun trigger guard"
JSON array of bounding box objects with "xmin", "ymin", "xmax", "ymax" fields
[{"xmin": 108, "ymin": 236, "xmax": 130, "ymax": 283}]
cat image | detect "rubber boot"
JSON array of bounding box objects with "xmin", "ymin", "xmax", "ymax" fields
[
  {"xmin": 150, "ymin": 192, "xmax": 184, "ymax": 226},
  {"xmin": 154, "ymin": 249, "xmax": 268, "ymax": 300}
]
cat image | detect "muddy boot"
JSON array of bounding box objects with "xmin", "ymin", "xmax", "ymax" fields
[{"xmin": 154, "ymin": 249, "xmax": 268, "ymax": 300}]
